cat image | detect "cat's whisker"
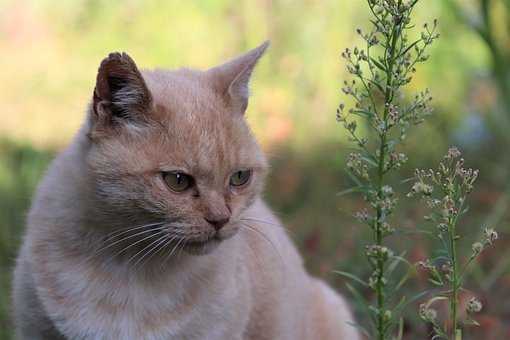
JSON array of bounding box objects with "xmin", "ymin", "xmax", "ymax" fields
[
  {"xmin": 240, "ymin": 217, "xmax": 295, "ymax": 235},
  {"xmin": 240, "ymin": 222, "xmax": 285, "ymax": 267},
  {"xmin": 177, "ymin": 237, "xmax": 188, "ymax": 258},
  {"xmin": 105, "ymin": 221, "xmax": 165, "ymax": 240},
  {"xmin": 93, "ymin": 226, "xmax": 166, "ymax": 258},
  {"xmin": 131, "ymin": 232, "xmax": 173, "ymax": 271},
  {"xmin": 162, "ymin": 236, "xmax": 186, "ymax": 265},
  {"xmin": 175, "ymin": 237, "xmax": 187, "ymax": 259},
  {"xmin": 140, "ymin": 236, "xmax": 172, "ymax": 268},
  {"xmin": 241, "ymin": 217, "xmax": 279, "ymax": 226},
  {"xmin": 127, "ymin": 230, "xmax": 167, "ymax": 267},
  {"xmin": 109, "ymin": 230, "xmax": 165, "ymax": 263}
]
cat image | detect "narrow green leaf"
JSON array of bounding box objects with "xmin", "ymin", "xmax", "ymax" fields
[
  {"xmin": 360, "ymin": 155, "xmax": 378, "ymax": 167},
  {"xmin": 371, "ymin": 57, "xmax": 387, "ymax": 72},
  {"xmin": 398, "ymin": 39, "xmax": 421, "ymax": 59},
  {"xmin": 334, "ymin": 270, "xmax": 369, "ymax": 287},
  {"xmin": 345, "ymin": 168, "xmax": 363, "ymax": 187},
  {"xmin": 394, "ymin": 290, "xmax": 430, "ymax": 314},
  {"xmin": 336, "ymin": 187, "xmax": 367, "ymax": 197},
  {"xmin": 368, "ymin": 79, "xmax": 385, "ymax": 93},
  {"xmin": 345, "ymin": 283, "xmax": 377, "ymax": 327},
  {"xmin": 395, "ymin": 317, "xmax": 404, "ymax": 340},
  {"xmin": 351, "ymin": 109, "xmax": 375, "ymax": 118}
]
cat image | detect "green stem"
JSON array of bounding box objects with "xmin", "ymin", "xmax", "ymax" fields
[
  {"xmin": 373, "ymin": 15, "xmax": 401, "ymax": 340},
  {"xmin": 449, "ymin": 219, "xmax": 459, "ymax": 339},
  {"xmin": 448, "ymin": 201, "xmax": 463, "ymax": 339}
]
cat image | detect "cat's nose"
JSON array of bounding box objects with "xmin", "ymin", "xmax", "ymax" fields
[{"xmin": 205, "ymin": 217, "xmax": 230, "ymax": 231}]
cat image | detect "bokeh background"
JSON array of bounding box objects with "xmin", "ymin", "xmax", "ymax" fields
[{"xmin": 1, "ymin": 0, "xmax": 510, "ymax": 338}]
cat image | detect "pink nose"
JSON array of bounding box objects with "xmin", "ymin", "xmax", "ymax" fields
[{"xmin": 205, "ymin": 217, "xmax": 230, "ymax": 231}]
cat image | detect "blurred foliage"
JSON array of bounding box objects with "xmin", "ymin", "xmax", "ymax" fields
[
  {"xmin": 0, "ymin": 0, "xmax": 492, "ymax": 150},
  {"xmin": 1, "ymin": 0, "xmax": 510, "ymax": 339},
  {"xmin": 0, "ymin": 140, "xmax": 53, "ymax": 339}
]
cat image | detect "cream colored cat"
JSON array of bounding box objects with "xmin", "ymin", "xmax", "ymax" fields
[{"xmin": 12, "ymin": 42, "xmax": 358, "ymax": 340}]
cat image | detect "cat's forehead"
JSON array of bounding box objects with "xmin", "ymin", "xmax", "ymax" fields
[
  {"xmin": 142, "ymin": 68, "xmax": 224, "ymax": 118},
  {"xmin": 136, "ymin": 69, "xmax": 265, "ymax": 173}
]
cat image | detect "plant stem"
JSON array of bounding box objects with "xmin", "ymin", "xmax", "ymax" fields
[
  {"xmin": 374, "ymin": 15, "xmax": 401, "ymax": 340},
  {"xmin": 448, "ymin": 216, "xmax": 460, "ymax": 339}
]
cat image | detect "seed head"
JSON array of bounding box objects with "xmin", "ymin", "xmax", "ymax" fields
[{"xmin": 466, "ymin": 297, "xmax": 483, "ymax": 313}]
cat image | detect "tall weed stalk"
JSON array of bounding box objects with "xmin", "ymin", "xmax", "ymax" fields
[
  {"xmin": 336, "ymin": 1, "xmax": 498, "ymax": 339},
  {"xmin": 336, "ymin": 0, "xmax": 438, "ymax": 338}
]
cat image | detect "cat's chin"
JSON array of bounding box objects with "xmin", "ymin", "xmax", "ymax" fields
[{"xmin": 182, "ymin": 238, "xmax": 221, "ymax": 255}]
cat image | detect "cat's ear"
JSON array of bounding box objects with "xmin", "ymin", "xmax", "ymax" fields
[
  {"xmin": 207, "ymin": 41, "xmax": 269, "ymax": 114},
  {"xmin": 90, "ymin": 52, "xmax": 152, "ymax": 137}
]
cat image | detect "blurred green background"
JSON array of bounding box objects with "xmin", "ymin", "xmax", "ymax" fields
[{"xmin": 1, "ymin": 0, "xmax": 510, "ymax": 338}]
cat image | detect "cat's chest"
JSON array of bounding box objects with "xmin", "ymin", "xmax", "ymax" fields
[{"xmin": 39, "ymin": 263, "xmax": 249, "ymax": 340}]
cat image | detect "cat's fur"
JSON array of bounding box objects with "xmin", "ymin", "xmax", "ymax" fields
[{"xmin": 12, "ymin": 42, "xmax": 358, "ymax": 340}]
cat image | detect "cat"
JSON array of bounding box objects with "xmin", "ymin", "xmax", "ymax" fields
[{"xmin": 12, "ymin": 41, "xmax": 359, "ymax": 340}]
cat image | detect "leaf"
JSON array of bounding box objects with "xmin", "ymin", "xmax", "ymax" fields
[
  {"xmin": 395, "ymin": 317, "xmax": 404, "ymax": 340},
  {"xmin": 345, "ymin": 168, "xmax": 363, "ymax": 187},
  {"xmin": 431, "ymin": 255, "xmax": 450, "ymax": 262},
  {"xmin": 334, "ymin": 270, "xmax": 368, "ymax": 287},
  {"xmin": 464, "ymin": 317, "xmax": 480, "ymax": 327},
  {"xmin": 345, "ymin": 283, "xmax": 377, "ymax": 327},
  {"xmin": 385, "ymin": 252, "xmax": 408, "ymax": 279},
  {"xmin": 428, "ymin": 278, "xmax": 444, "ymax": 287},
  {"xmin": 360, "ymin": 155, "xmax": 378, "ymax": 168},
  {"xmin": 390, "ymin": 254, "xmax": 412, "ymax": 268},
  {"xmin": 401, "ymin": 176, "xmax": 417, "ymax": 184},
  {"xmin": 394, "ymin": 290, "xmax": 431, "ymax": 314},
  {"xmin": 395, "ymin": 265, "xmax": 416, "ymax": 291},
  {"xmin": 424, "ymin": 295, "xmax": 448, "ymax": 309},
  {"xmin": 371, "ymin": 57, "xmax": 387, "ymax": 72},
  {"xmin": 398, "ymin": 39, "xmax": 421, "ymax": 59},
  {"xmin": 336, "ymin": 186, "xmax": 368, "ymax": 197},
  {"xmin": 368, "ymin": 79, "xmax": 385, "ymax": 93},
  {"xmin": 351, "ymin": 109, "xmax": 375, "ymax": 118}
]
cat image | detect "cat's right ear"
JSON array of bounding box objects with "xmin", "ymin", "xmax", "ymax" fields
[
  {"xmin": 89, "ymin": 52, "xmax": 152, "ymax": 139},
  {"xmin": 207, "ymin": 41, "xmax": 269, "ymax": 115}
]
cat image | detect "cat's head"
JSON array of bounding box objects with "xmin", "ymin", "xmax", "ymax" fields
[{"xmin": 85, "ymin": 42, "xmax": 269, "ymax": 256}]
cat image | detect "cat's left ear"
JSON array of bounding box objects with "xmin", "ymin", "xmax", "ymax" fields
[
  {"xmin": 207, "ymin": 41, "xmax": 269, "ymax": 114},
  {"xmin": 89, "ymin": 52, "xmax": 152, "ymax": 138}
]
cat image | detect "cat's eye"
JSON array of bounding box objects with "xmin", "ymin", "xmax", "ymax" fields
[
  {"xmin": 230, "ymin": 170, "xmax": 252, "ymax": 187},
  {"xmin": 163, "ymin": 171, "xmax": 194, "ymax": 192}
]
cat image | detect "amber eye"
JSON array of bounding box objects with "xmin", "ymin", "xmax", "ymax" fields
[
  {"xmin": 163, "ymin": 171, "xmax": 194, "ymax": 192},
  {"xmin": 230, "ymin": 170, "xmax": 252, "ymax": 187}
]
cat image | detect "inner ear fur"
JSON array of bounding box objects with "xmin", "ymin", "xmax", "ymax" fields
[
  {"xmin": 207, "ymin": 41, "xmax": 269, "ymax": 114},
  {"xmin": 90, "ymin": 52, "xmax": 152, "ymax": 137}
]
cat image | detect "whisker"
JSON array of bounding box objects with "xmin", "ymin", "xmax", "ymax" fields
[
  {"xmin": 131, "ymin": 233, "xmax": 171, "ymax": 270},
  {"xmin": 241, "ymin": 217, "xmax": 279, "ymax": 226},
  {"xmin": 240, "ymin": 222, "xmax": 285, "ymax": 267},
  {"xmin": 162, "ymin": 236, "xmax": 186, "ymax": 266},
  {"xmin": 142, "ymin": 236, "xmax": 172, "ymax": 266},
  {"xmin": 240, "ymin": 217, "xmax": 295, "ymax": 235},
  {"xmin": 127, "ymin": 230, "xmax": 167, "ymax": 267},
  {"xmin": 105, "ymin": 221, "xmax": 165, "ymax": 240},
  {"xmin": 109, "ymin": 230, "xmax": 164, "ymax": 263},
  {"xmin": 177, "ymin": 237, "xmax": 188, "ymax": 258},
  {"xmin": 93, "ymin": 226, "xmax": 167, "ymax": 258}
]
